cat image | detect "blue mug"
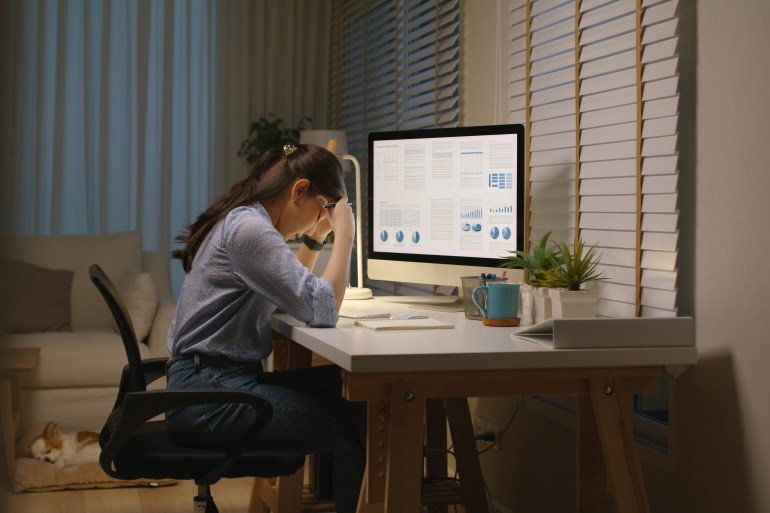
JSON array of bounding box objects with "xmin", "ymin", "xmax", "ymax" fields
[{"xmin": 471, "ymin": 282, "xmax": 520, "ymax": 319}]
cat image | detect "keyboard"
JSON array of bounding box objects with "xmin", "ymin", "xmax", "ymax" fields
[{"xmin": 338, "ymin": 305, "xmax": 392, "ymax": 319}]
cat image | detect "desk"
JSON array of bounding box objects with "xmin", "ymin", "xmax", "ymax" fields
[
  {"xmin": 0, "ymin": 347, "xmax": 40, "ymax": 483},
  {"xmin": 271, "ymin": 308, "xmax": 696, "ymax": 513}
]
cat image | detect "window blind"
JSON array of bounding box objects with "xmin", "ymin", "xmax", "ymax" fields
[
  {"xmin": 507, "ymin": 0, "xmax": 682, "ymax": 318},
  {"xmin": 330, "ymin": 0, "xmax": 461, "ymax": 288}
]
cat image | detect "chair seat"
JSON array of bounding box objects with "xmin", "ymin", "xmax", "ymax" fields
[
  {"xmin": 110, "ymin": 422, "xmax": 306, "ymax": 481},
  {"xmin": 88, "ymin": 264, "xmax": 305, "ymax": 509}
]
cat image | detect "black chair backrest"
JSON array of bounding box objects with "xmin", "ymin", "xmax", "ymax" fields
[{"xmin": 89, "ymin": 264, "xmax": 147, "ymax": 393}]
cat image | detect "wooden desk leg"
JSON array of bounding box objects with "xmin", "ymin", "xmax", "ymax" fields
[
  {"xmin": 424, "ymin": 399, "xmax": 449, "ymax": 513},
  {"xmin": 577, "ymin": 394, "xmax": 607, "ymax": 513},
  {"xmin": 588, "ymin": 379, "xmax": 651, "ymax": 513},
  {"xmin": 0, "ymin": 376, "xmax": 16, "ymax": 481},
  {"xmin": 272, "ymin": 333, "xmax": 313, "ymax": 371},
  {"xmin": 384, "ymin": 382, "xmax": 425, "ymax": 513},
  {"xmin": 251, "ymin": 332, "xmax": 312, "ymax": 513},
  {"xmin": 359, "ymin": 400, "xmax": 389, "ymax": 513},
  {"xmin": 248, "ymin": 470, "xmax": 304, "ymax": 513},
  {"xmin": 425, "ymin": 399, "xmax": 448, "ymax": 478},
  {"xmin": 445, "ymin": 398, "xmax": 490, "ymax": 513}
]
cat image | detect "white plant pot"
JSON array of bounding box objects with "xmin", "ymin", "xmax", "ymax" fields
[
  {"xmin": 529, "ymin": 285, "xmax": 552, "ymax": 323},
  {"xmin": 520, "ymin": 283, "xmax": 534, "ymax": 323},
  {"xmin": 548, "ymin": 289, "xmax": 599, "ymax": 318}
]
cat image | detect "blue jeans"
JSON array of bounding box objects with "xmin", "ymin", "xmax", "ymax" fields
[{"xmin": 166, "ymin": 354, "xmax": 366, "ymax": 513}]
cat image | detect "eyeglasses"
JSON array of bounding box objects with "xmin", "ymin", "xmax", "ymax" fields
[{"xmin": 321, "ymin": 201, "xmax": 353, "ymax": 209}]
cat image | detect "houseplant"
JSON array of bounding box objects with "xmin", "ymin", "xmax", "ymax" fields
[
  {"xmin": 542, "ymin": 239, "xmax": 605, "ymax": 318},
  {"xmin": 500, "ymin": 231, "xmax": 564, "ymax": 323},
  {"xmin": 237, "ymin": 113, "xmax": 312, "ymax": 164}
]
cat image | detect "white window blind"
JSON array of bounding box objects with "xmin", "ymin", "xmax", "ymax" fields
[
  {"xmin": 330, "ymin": 0, "xmax": 461, "ymax": 287},
  {"xmin": 507, "ymin": 0, "xmax": 682, "ymax": 317}
]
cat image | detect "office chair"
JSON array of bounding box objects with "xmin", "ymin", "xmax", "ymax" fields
[{"xmin": 88, "ymin": 264, "xmax": 306, "ymax": 513}]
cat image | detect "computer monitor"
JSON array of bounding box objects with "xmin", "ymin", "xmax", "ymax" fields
[{"xmin": 367, "ymin": 124, "xmax": 526, "ymax": 303}]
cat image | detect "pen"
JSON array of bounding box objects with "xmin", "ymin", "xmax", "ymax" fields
[{"xmin": 322, "ymin": 201, "xmax": 353, "ymax": 209}]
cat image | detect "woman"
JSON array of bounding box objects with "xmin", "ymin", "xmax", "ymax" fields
[{"xmin": 165, "ymin": 143, "xmax": 364, "ymax": 513}]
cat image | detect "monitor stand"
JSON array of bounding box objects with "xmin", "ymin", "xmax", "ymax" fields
[
  {"xmin": 408, "ymin": 298, "xmax": 465, "ymax": 313},
  {"xmin": 375, "ymin": 295, "xmax": 466, "ymax": 313}
]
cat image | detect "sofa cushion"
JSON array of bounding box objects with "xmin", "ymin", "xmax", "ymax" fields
[
  {"xmin": 0, "ymin": 258, "xmax": 74, "ymax": 333},
  {"xmin": 122, "ymin": 272, "xmax": 159, "ymax": 341},
  {"xmin": 2, "ymin": 331, "xmax": 151, "ymax": 389},
  {"xmin": 0, "ymin": 232, "xmax": 142, "ymax": 330}
]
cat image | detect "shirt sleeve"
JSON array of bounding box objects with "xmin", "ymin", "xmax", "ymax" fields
[{"xmin": 222, "ymin": 208, "xmax": 339, "ymax": 327}]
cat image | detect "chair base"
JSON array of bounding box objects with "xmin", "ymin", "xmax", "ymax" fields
[{"xmin": 194, "ymin": 484, "xmax": 219, "ymax": 513}]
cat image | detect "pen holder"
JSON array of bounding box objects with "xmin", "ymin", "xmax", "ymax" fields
[{"xmin": 460, "ymin": 275, "xmax": 508, "ymax": 320}]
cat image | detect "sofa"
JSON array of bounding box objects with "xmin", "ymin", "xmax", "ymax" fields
[{"xmin": 0, "ymin": 231, "xmax": 175, "ymax": 432}]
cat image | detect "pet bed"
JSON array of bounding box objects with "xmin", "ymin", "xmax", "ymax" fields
[{"xmin": 12, "ymin": 426, "xmax": 175, "ymax": 493}]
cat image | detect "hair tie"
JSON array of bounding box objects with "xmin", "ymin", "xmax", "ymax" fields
[{"xmin": 283, "ymin": 144, "xmax": 297, "ymax": 156}]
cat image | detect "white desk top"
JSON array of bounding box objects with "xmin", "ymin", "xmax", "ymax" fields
[{"xmin": 271, "ymin": 301, "xmax": 698, "ymax": 374}]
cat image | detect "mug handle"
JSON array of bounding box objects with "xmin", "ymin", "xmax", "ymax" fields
[{"xmin": 471, "ymin": 286, "xmax": 488, "ymax": 317}]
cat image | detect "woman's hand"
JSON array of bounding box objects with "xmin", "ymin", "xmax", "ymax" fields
[
  {"xmin": 316, "ymin": 194, "xmax": 355, "ymax": 309},
  {"xmin": 306, "ymin": 217, "xmax": 332, "ymax": 242},
  {"xmin": 318, "ymin": 194, "xmax": 354, "ymax": 243}
]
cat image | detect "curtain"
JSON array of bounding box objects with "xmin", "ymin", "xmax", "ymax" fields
[
  {"xmin": 214, "ymin": 0, "xmax": 333, "ymax": 189},
  {"xmin": 0, "ymin": 0, "xmax": 332, "ymax": 294}
]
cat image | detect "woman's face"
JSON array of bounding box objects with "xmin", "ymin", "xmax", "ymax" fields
[{"xmin": 274, "ymin": 179, "xmax": 330, "ymax": 241}]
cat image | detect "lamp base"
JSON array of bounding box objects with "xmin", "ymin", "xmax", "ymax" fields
[{"xmin": 344, "ymin": 287, "xmax": 373, "ymax": 300}]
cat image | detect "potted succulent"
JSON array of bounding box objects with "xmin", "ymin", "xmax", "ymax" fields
[
  {"xmin": 541, "ymin": 239, "xmax": 605, "ymax": 318},
  {"xmin": 500, "ymin": 231, "xmax": 564, "ymax": 323}
]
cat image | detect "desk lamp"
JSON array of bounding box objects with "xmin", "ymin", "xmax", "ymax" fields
[{"xmin": 300, "ymin": 130, "xmax": 372, "ymax": 300}]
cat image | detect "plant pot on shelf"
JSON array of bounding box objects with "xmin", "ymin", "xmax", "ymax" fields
[
  {"xmin": 500, "ymin": 231, "xmax": 563, "ymax": 325},
  {"xmin": 520, "ymin": 283, "xmax": 534, "ymax": 324},
  {"xmin": 548, "ymin": 289, "xmax": 600, "ymax": 319},
  {"xmin": 520, "ymin": 284, "xmax": 552, "ymax": 323}
]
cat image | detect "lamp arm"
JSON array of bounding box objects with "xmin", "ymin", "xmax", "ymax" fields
[{"xmin": 341, "ymin": 154, "xmax": 363, "ymax": 289}]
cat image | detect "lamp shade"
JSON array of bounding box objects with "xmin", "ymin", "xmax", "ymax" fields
[{"xmin": 300, "ymin": 130, "xmax": 348, "ymax": 155}]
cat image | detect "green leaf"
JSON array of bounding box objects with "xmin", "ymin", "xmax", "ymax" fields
[
  {"xmin": 543, "ymin": 240, "xmax": 606, "ymax": 290},
  {"xmin": 499, "ymin": 230, "xmax": 567, "ymax": 285}
]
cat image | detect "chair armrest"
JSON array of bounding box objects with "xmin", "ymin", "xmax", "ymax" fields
[
  {"xmin": 141, "ymin": 357, "xmax": 169, "ymax": 384},
  {"xmin": 109, "ymin": 358, "xmax": 169, "ymax": 417},
  {"xmin": 102, "ymin": 388, "xmax": 274, "ymax": 484}
]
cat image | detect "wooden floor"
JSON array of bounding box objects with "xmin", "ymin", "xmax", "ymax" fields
[
  {"xmin": 0, "ymin": 452, "xmax": 343, "ymax": 513},
  {"xmin": 0, "ymin": 452, "xmax": 469, "ymax": 513},
  {"xmin": 0, "ymin": 464, "xmax": 258, "ymax": 513}
]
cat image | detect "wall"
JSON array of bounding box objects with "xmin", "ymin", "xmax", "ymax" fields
[
  {"xmin": 461, "ymin": 0, "xmax": 770, "ymax": 512},
  {"xmin": 658, "ymin": 1, "xmax": 770, "ymax": 511}
]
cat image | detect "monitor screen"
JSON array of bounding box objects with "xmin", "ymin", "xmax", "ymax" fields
[{"xmin": 367, "ymin": 124, "xmax": 525, "ymax": 290}]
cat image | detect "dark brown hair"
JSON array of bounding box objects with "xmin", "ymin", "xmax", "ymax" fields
[{"xmin": 172, "ymin": 144, "xmax": 345, "ymax": 272}]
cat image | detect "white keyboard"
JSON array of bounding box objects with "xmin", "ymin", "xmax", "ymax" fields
[{"xmin": 338, "ymin": 305, "xmax": 392, "ymax": 319}]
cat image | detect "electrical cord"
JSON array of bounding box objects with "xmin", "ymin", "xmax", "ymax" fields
[
  {"xmin": 437, "ymin": 397, "xmax": 524, "ymax": 512},
  {"xmin": 477, "ymin": 396, "xmax": 523, "ymax": 456}
]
